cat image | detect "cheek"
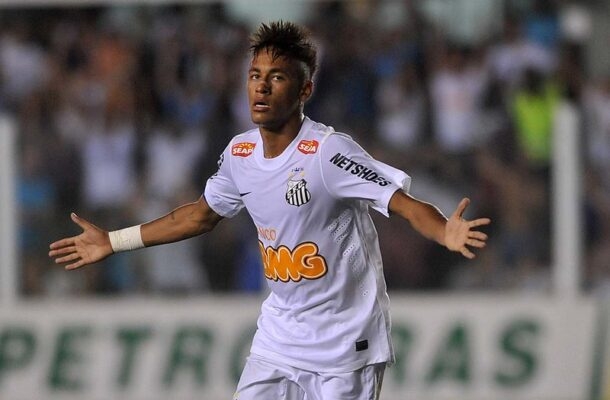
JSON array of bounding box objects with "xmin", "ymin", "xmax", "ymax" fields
[
  {"xmin": 282, "ymin": 85, "xmax": 304, "ymax": 105},
  {"xmin": 246, "ymin": 81, "xmax": 257, "ymax": 96}
]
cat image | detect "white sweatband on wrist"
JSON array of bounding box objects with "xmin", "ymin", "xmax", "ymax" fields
[{"xmin": 108, "ymin": 225, "xmax": 145, "ymax": 253}]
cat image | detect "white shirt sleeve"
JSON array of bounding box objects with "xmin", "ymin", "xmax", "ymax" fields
[
  {"xmin": 203, "ymin": 143, "xmax": 244, "ymax": 218},
  {"xmin": 319, "ymin": 132, "xmax": 411, "ymax": 217}
]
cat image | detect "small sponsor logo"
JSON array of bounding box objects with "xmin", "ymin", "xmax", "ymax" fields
[
  {"xmin": 257, "ymin": 225, "xmax": 277, "ymax": 241},
  {"xmin": 297, "ymin": 139, "xmax": 319, "ymax": 154},
  {"xmin": 232, "ymin": 142, "xmax": 255, "ymax": 157}
]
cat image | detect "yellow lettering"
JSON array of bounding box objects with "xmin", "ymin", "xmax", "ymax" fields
[
  {"xmin": 293, "ymin": 243, "xmax": 326, "ymax": 279},
  {"xmin": 258, "ymin": 241, "xmax": 327, "ymax": 282}
]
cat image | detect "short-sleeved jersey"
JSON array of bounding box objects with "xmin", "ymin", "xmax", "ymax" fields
[{"xmin": 204, "ymin": 117, "xmax": 411, "ymax": 373}]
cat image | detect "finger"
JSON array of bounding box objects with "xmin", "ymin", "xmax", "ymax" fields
[
  {"xmin": 71, "ymin": 213, "xmax": 91, "ymax": 231},
  {"xmin": 461, "ymin": 247, "xmax": 475, "ymax": 259},
  {"xmin": 65, "ymin": 260, "xmax": 86, "ymax": 270},
  {"xmin": 469, "ymin": 218, "xmax": 491, "ymax": 227},
  {"xmin": 49, "ymin": 237, "xmax": 75, "ymax": 250},
  {"xmin": 467, "ymin": 239, "xmax": 486, "ymax": 248},
  {"xmin": 452, "ymin": 198, "xmax": 470, "ymax": 219},
  {"xmin": 49, "ymin": 246, "xmax": 77, "ymax": 257},
  {"xmin": 70, "ymin": 213, "xmax": 86, "ymax": 229},
  {"xmin": 54, "ymin": 252, "xmax": 81, "ymax": 264},
  {"xmin": 468, "ymin": 231, "xmax": 488, "ymax": 241}
]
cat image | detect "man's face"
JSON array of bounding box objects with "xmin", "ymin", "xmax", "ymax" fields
[{"xmin": 247, "ymin": 48, "xmax": 311, "ymax": 131}]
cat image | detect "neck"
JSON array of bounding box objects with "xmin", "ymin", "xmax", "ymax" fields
[{"xmin": 259, "ymin": 114, "xmax": 304, "ymax": 158}]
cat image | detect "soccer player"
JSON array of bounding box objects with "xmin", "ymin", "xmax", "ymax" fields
[{"xmin": 49, "ymin": 21, "xmax": 490, "ymax": 400}]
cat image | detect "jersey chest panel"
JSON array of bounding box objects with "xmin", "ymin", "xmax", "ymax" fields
[{"xmin": 233, "ymin": 154, "xmax": 330, "ymax": 237}]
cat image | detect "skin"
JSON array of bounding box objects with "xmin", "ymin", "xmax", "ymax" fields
[
  {"xmin": 49, "ymin": 46, "xmax": 490, "ymax": 270},
  {"xmin": 248, "ymin": 48, "xmax": 313, "ymax": 157}
]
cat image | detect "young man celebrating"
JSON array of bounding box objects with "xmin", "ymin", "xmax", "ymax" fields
[{"xmin": 50, "ymin": 21, "xmax": 490, "ymax": 400}]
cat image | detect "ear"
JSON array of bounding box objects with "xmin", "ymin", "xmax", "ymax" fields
[{"xmin": 300, "ymin": 80, "xmax": 313, "ymax": 103}]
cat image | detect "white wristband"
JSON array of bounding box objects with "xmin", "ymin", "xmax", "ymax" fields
[{"xmin": 108, "ymin": 225, "xmax": 145, "ymax": 253}]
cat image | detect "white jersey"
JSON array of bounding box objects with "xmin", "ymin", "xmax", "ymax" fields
[{"xmin": 204, "ymin": 117, "xmax": 410, "ymax": 373}]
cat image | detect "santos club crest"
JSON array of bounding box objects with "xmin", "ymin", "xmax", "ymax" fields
[{"xmin": 286, "ymin": 167, "xmax": 311, "ymax": 207}]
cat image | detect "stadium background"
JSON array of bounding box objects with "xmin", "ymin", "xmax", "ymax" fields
[{"xmin": 0, "ymin": 0, "xmax": 609, "ymax": 399}]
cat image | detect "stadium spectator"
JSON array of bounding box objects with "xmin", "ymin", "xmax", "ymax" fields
[
  {"xmin": 487, "ymin": 15, "xmax": 557, "ymax": 94},
  {"xmin": 139, "ymin": 118, "xmax": 209, "ymax": 294},
  {"xmin": 80, "ymin": 106, "xmax": 140, "ymax": 293}
]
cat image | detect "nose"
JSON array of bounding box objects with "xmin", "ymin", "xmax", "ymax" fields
[{"xmin": 256, "ymin": 80, "xmax": 270, "ymax": 94}]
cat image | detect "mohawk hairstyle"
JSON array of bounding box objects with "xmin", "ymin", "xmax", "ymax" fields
[{"xmin": 249, "ymin": 21, "xmax": 317, "ymax": 81}]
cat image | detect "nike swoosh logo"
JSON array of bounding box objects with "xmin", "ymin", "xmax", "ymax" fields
[{"xmin": 240, "ymin": 192, "xmax": 252, "ymax": 196}]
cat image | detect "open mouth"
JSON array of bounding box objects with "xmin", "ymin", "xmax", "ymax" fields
[{"xmin": 253, "ymin": 101, "xmax": 270, "ymax": 111}]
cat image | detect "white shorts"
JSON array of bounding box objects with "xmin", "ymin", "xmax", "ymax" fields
[{"xmin": 233, "ymin": 353, "xmax": 385, "ymax": 400}]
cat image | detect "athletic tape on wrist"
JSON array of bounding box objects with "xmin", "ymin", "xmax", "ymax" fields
[{"xmin": 108, "ymin": 225, "xmax": 144, "ymax": 252}]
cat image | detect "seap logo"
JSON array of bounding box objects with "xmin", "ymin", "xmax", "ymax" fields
[
  {"xmin": 232, "ymin": 142, "xmax": 256, "ymax": 157},
  {"xmin": 297, "ymin": 140, "xmax": 319, "ymax": 155}
]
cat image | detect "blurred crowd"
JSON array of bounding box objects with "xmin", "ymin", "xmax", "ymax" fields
[{"xmin": 6, "ymin": 0, "xmax": 610, "ymax": 297}]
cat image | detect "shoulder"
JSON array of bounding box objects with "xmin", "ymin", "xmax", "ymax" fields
[
  {"xmin": 225, "ymin": 128, "xmax": 259, "ymax": 156},
  {"xmin": 320, "ymin": 131, "xmax": 366, "ymax": 158},
  {"xmin": 230, "ymin": 128, "xmax": 259, "ymax": 144},
  {"xmin": 301, "ymin": 117, "xmax": 359, "ymax": 152}
]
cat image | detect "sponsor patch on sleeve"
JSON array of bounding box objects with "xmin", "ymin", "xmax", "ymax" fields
[{"xmin": 232, "ymin": 142, "xmax": 256, "ymax": 157}]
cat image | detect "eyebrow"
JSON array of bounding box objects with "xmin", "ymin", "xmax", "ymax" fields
[{"xmin": 248, "ymin": 66, "xmax": 291, "ymax": 76}]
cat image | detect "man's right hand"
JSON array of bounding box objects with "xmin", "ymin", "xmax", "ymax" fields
[{"xmin": 49, "ymin": 213, "xmax": 114, "ymax": 270}]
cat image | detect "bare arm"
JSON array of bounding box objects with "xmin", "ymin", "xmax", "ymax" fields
[
  {"xmin": 141, "ymin": 196, "xmax": 223, "ymax": 246},
  {"xmin": 49, "ymin": 196, "xmax": 223, "ymax": 270},
  {"xmin": 388, "ymin": 190, "xmax": 490, "ymax": 259}
]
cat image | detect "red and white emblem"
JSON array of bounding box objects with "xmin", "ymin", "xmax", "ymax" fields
[
  {"xmin": 297, "ymin": 140, "xmax": 319, "ymax": 155},
  {"xmin": 232, "ymin": 142, "xmax": 256, "ymax": 157}
]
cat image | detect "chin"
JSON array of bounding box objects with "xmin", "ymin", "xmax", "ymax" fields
[
  {"xmin": 250, "ymin": 112, "xmax": 266, "ymax": 123},
  {"xmin": 251, "ymin": 116, "xmax": 276, "ymax": 128}
]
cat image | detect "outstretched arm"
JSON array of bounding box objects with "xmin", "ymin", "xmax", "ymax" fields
[
  {"xmin": 388, "ymin": 190, "xmax": 490, "ymax": 259},
  {"xmin": 49, "ymin": 195, "xmax": 223, "ymax": 270}
]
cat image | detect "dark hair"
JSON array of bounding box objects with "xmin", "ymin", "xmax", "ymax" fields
[{"xmin": 249, "ymin": 21, "xmax": 317, "ymax": 81}]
